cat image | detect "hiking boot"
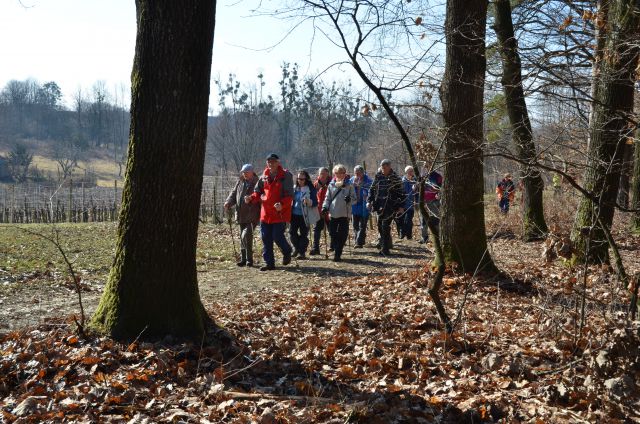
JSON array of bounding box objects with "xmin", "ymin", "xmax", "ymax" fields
[
  {"xmin": 309, "ymin": 248, "xmax": 320, "ymax": 255},
  {"xmin": 379, "ymin": 249, "xmax": 391, "ymax": 256},
  {"xmin": 283, "ymin": 253, "xmax": 292, "ymax": 266},
  {"xmin": 246, "ymin": 261, "xmax": 254, "ymax": 267},
  {"xmin": 297, "ymin": 254, "xmax": 307, "ymax": 260},
  {"xmin": 292, "ymin": 249, "xmax": 299, "ymax": 258},
  {"xmin": 332, "ymin": 255, "xmax": 341, "ymax": 262},
  {"xmin": 236, "ymin": 259, "xmax": 247, "ymax": 267},
  {"xmin": 260, "ymin": 265, "xmax": 275, "ymax": 271}
]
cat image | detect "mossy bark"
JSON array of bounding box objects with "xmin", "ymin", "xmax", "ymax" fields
[
  {"xmin": 493, "ymin": 0, "xmax": 548, "ymax": 241},
  {"xmin": 439, "ymin": 0, "xmax": 496, "ymax": 274},
  {"xmin": 90, "ymin": 0, "xmax": 216, "ymax": 340},
  {"xmin": 570, "ymin": 0, "xmax": 639, "ymax": 263},
  {"xmin": 631, "ymin": 134, "xmax": 640, "ymax": 232}
]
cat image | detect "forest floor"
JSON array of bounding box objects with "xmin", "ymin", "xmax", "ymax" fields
[{"xmin": 1, "ymin": 198, "xmax": 640, "ymax": 423}]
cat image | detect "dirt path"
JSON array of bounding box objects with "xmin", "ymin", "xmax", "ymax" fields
[{"xmin": 0, "ymin": 229, "xmax": 430, "ymax": 332}]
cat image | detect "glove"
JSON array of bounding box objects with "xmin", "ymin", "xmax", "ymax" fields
[{"xmin": 344, "ymin": 195, "xmax": 351, "ymax": 203}]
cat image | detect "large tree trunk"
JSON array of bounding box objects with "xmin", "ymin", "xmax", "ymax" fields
[
  {"xmin": 632, "ymin": 133, "xmax": 640, "ymax": 232},
  {"xmin": 90, "ymin": 0, "xmax": 216, "ymax": 339},
  {"xmin": 570, "ymin": 0, "xmax": 639, "ymax": 264},
  {"xmin": 493, "ymin": 0, "xmax": 548, "ymax": 241},
  {"xmin": 439, "ymin": 0, "xmax": 496, "ymax": 273}
]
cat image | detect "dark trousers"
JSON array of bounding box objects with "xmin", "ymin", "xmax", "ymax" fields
[
  {"xmin": 260, "ymin": 222, "xmax": 292, "ymax": 267},
  {"xmin": 352, "ymin": 214, "xmax": 368, "ymax": 246},
  {"xmin": 289, "ymin": 214, "xmax": 309, "ymax": 254},
  {"xmin": 395, "ymin": 208, "xmax": 414, "ymax": 239},
  {"xmin": 377, "ymin": 210, "xmax": 395, "ymax": 252},
  {"xmin": 312, "ymin": 218, "xmax": 327, "ymax": 250},
  {"xmin": 499, "ymin": 198, "xmax": 510, "ymax": 213},
  {"xmin": 330, "ymin": 217, "xmax": 349, "ymax": 258}
]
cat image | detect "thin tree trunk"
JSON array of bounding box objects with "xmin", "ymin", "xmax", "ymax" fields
[
  {"xmin": 90, "ymin": 0, "xmax": 216, "ymax": 339},
  {"xmin": 617, "ymin": 140, "xmax": 634, "ymax": 208},
  {"xmin": 571, "ymin": 0, "xmax": 639, "ymax": 263},
  {"xmin": 439, "ymin": 0, "xmax": 496, "ymax": 273},
  {"xmin": 493, "ymin": 0, "xmax": 548, "ymax": 241}
]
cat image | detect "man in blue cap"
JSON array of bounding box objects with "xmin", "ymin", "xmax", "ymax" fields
[{"xmin": 224, "ymin": 163, "xmax": 260, "ymax": 266}]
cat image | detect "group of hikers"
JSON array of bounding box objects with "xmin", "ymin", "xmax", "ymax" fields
[
  {"xmin": 223, "ymin": 153, "xmax": 443, "ymax": 271},
  {"xmin": 224, "ymin": 153, "xmax": 517, "ymax": 271}
]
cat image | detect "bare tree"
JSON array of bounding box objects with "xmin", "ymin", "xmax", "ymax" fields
[{"xmin": 6, "ymin": 143, "xmax": 33, "ymax": 183}]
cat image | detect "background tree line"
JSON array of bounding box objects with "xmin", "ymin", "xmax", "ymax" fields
[{"xmin": 0, "ymin": 79, "xmax": 130, "ymax": 183}]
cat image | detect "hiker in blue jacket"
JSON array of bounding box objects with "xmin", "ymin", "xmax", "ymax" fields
[{"xmin": 349, "ymin": 165, "xmax": 372, "ymax": 248}]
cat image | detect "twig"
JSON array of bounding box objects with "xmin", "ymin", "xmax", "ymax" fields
[
  {"xmin": 126, "ymin": 325, "xmax": 149, "ymax": 351},
  {"xmin": 15, "ymin": 226, "xmax": 86, "ymax": 334}
]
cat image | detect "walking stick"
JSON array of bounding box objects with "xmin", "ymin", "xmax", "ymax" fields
[
  {"xmin": 250, "ymin": 221, "xmax": 260, "ymax": 265},
  {"xmin": 322, "ymin": 215, "xmax": 329, "ymax": 260},
  {"xmin": 227, "ymin": 208, "xmax": 239, "ymax": 262}
]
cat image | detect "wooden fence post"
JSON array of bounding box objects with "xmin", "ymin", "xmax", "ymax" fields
[
  {"xmin": 114, "ymin": 180, "xmax": 118, "ymax": 221},
  {"xmin": 68, "ymin": 179, "xmax": 73, "ymax": 223},
  {"xmin": 82, "ymin": 182, "xmax": 86, "ymax": 222}
]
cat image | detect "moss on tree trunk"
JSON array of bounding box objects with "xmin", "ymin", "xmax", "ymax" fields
[
  {"xmin": 439, "ymin": 0, "xmax": 496, "ymax": 274},
  {"xmin": 90, "ymin": 0, "xmax": 216, "ymax": 340},
  {"xmin": 570, "ymin": 0, "xmax": 639, "ymax": 264},
  {"xmin": 631, "ymin": 131, "xmax": 640, "ymax": 233}
]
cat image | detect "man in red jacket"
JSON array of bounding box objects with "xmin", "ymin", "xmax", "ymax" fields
[{"xmin": 245, "ymin": 153, "xmax": 294, "ymax": 271}]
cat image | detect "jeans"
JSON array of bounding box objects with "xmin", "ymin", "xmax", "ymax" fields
[
  {"xmin": 289, "ymin": 214, "xmax": 309, "ymax": 254},
  {"xmin": 395, "ymin": 208, "xmax": 414, "ymax": 239},
  {"xmin": 499, "ymin": 198, "xmax": 510, "ymax": 213},
  {"xmin": 352, "ymin": 214, "xmax": 368, "ymax": 246},
  {"xmin": 330, "ymin": 217, "xmax": 349, "ymax": 258},
  {"xmin": 260, "ymin": 222, "xmax": 292, "ymax": 266}
]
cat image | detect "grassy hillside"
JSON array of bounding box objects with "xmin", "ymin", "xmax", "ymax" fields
[{"xmin": 0, "ymin": 139, "xmax": 123, "ymax": 187}]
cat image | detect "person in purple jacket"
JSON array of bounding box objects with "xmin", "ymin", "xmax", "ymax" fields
[{"xmin": 419, "ymin": 170, "xmax": 442, "ymax": 244}]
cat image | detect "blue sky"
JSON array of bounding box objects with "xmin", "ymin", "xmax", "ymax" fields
[{"xmin": 0, "ymin": 0, "xmax": 353, "ymax": 111}]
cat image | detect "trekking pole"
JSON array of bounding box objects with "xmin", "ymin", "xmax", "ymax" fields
[
  {"xmin": 227, "ymin": 208, "xmax": 239, "ymax": 262},
  {"xmin": 322, "ymin": 216, "xmax": 329, "ymax": 260},
  {"xmin": 250, "ymin": 222, "xmax": 260, "ymax": 265}
]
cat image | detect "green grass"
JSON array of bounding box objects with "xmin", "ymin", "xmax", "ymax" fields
[
  {"xmin": 0, "ymin": 223, "xmax": 118, "ymax": 277},
  {"xmin": 0, "ymin": 223, "xmax": 236, "ymax": 278}
]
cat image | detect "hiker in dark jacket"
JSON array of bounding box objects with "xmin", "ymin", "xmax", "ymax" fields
[
  {"xmin": 350, "ymin": 165, "xmax": 372, "ymax": 248},
  {"xmin": 367, "ymin": 159, "xmax": 405, "ymax": 255},
  {"xmin": 396, "ymin": 165, "xmax": 417, "ymax": 240},
  {"xmin": 224, "ymin": 164, "xmax": 260, "ymax": 266},
  {"xmin": 290, "ymin": 170, "xmax": 318, "ymax": 260},
  {"xmin": 245, "ymin": 153, "xmax": 294, "ymax": 271},
  {"xmin": 310, "ymin": 167, "xmax": 331, "ymax": 255}
]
